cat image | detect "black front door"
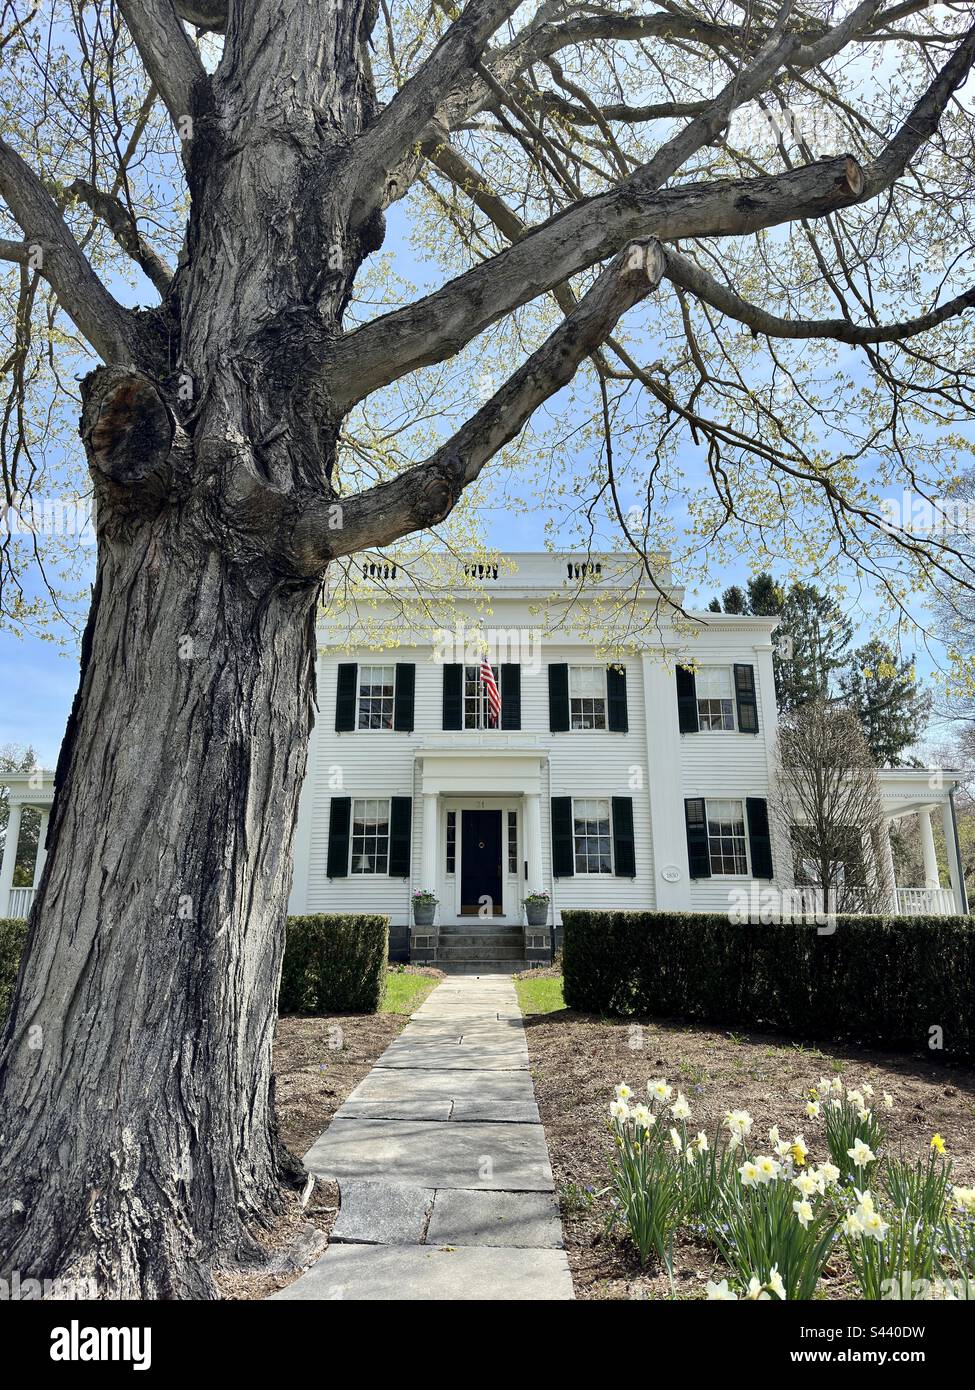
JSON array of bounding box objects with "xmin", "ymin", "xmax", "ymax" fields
[{"xmin": 460, "ymin": 810, "xmax": 503, "ymax": 915}]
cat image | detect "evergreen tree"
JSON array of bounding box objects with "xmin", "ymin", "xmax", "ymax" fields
[
  {"xmin": 721, "ymin": 585, "xmax": 748, "ymax": 614},
  {"xmin": 747, "ymin": 572, "xmax": 785, "ymax": 616},
  {"xmin": 840, "ymin": 640, "xmax": 930, "ymax": 766},
  {"xmin": 774, "ymin": 583, "xmax": 854, "ymax": 712}
]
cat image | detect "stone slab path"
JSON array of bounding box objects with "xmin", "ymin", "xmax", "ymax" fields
[{"xmin": 271, "ymin": 974, "xmax": 573, "ymax": 1300}]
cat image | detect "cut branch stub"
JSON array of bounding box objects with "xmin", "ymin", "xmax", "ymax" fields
[{"xmin": 83, "ymin": 368, "xmax": 174, "ymax": 485}]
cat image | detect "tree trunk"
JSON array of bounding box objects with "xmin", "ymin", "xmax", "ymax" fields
[{"xmin": 0, "ymin": 507, "xmax": 320, "ymax": 1295}]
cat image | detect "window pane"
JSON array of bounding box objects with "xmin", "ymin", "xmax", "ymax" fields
[
  {"xmin": 706, "ymin": 799, "xmax": 747, "ymax": 874},
  {"xmin": 507, "ymin": 810, "xmax": 518, "ymax": 874},
  {"xmin": 357, "ymin": 665, "xmax": 395, "ymax": 730},
  {"xmin": 572, "ymin": 798, "xmax": 612, "ymax": 874},
  {"xmin": 446, "ymin": 809, "xmax": 456, "ymax": 874},
  {"xmin": 463, "ymin": 664, "xmax": 500, "ymax": 729},
  {"xmin": 351, "ymin": 797, "xmax": 391, "ymax": 874}
]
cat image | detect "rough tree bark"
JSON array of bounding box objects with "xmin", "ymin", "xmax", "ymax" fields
[{"xmin": 1, "ymin": 0, "xmax": 973, "ymax": 1298}]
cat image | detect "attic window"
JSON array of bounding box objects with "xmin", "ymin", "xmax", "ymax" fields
[
  {"xmin": 567, "ymin": 561, "xmax": 603, "ymax": 580},
  {"xmin": 361, "ymin": 561, "xmax": 397, "ymax": 580},
  {"xmin": 464, "ymin": 563, "xmax": 499, "ymax": 580}
]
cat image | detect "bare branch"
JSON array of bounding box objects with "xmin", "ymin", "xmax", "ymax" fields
[
  {"xmin": 0, "ymin": 139, "xmax": 138, "ymax": 365},
  {"xmin": 349, "ymin": 0, "xmax": 522, "ymax": 221},
  {"xmin": 116, "ymin": 0, "xmax": 206, "ymax": 129},
  {"xmin": 664, "ymin": 247, "xmax": 975, "ymax": 345},
  {"xmin": 69, "ymin": 180, "xmax": 173, "ymax": 296},
  {"xmin": 297, "ymin": 238, "xmax": 666, "ymax": 570}
]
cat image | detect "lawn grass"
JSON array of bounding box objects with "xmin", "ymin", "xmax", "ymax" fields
[
  {"xmin": 515, "ymin": 972, "xmax": 566, "ymax": 1015},
  {"xmin": 381, "ymin": 966, "xmax": 440, "ymax": 1014}
]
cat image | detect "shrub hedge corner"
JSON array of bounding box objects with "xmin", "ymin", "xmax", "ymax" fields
[
  {"xmin": 0, "ymin": 917, "xmax": 29, "ymax": 1023},
  {"xmin": 561, "ymin": 909, "xmax": 975, "ymax": 1058},
  {"xmin": 278, "ymin": 913, "xmax": 389, "ymax": 1014}
]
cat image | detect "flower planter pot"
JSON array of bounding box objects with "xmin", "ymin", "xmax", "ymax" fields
[
  {"xmin": 525, "ymin": 901, "xmax": 548, "ymax": 926},
  {"xmin": 413, "ymin": 904, "xmax": 436, "ymax": 927}
]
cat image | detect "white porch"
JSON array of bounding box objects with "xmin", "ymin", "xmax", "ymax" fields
[
  {"xmin": 1, "ymin": 770, "xmax": 55, "ymax": 919},
  {"xmin": 878, "ymin": 769, "xmax": 968, "ymax": 916}
]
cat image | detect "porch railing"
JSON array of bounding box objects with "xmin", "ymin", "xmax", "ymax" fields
[
  {"xmin": 6, "ymin": 886, "xmax": 36, "ymax": 918},
  {"xmin": 895, "ymin": 887, "xmax": 956, "ymax": 917}
]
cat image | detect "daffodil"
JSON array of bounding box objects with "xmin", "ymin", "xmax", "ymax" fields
[
  {"xmin": 755, "ymin": 1154, "xmax": 782, "ymax": 1182},
  {"xmin": 863, "ymin": 1083, "xmax": 874, "ymax": 1099},
  {"xmin": 931, "ymin": 1133, "xmax": 947, "ymax": 1156},
  {"xmin": 842, "ymin": 1211, "xmax": 865, "ymax": 1237},
  {"xmin": 768, "ymin": 1124, "xmax": 780, "ymax": 1145},
  {"xmin": 768, "ymin": 1266, "xmax": 786, "ymax": 1300},
  {"xmin": 854, "ymin": 1188, "xmax": 875, "ymax": 1215},
  {"xmin": 790, "ymin": 1136, "xmax": 809, "ymax": 1166},
  {"xmin": 848, "ymin": 1138, "xmax": 876, "ymax": 1169},
  {"xmin": 820, "ymin": 1162, "xmax": 840, "ymax": 1186},
  {"xmin": 744, "ymin": 1276, "xmax": 770, "ymax": 1301},
  {"xmin": 861, "ymin": 1209, "xmax": 889, "ymax": 1243},
  {"xmin": 793, "ymin": 1199, "xmax": 814, "ymax": 1228},
  {"xmin": 805, "ymin": 1100, "xmax": 820, "ymax": 1119},
  {"xmin": 882, "ymin": 1092, "xmax": 894, "ymax": 1111},
  {"xmin": 694, "ymin": 1130, "xmax": 709, "ymax": 1153},
  {"xmin": 670, "ymin": 1126, "xmax": 682, "ymax": 1152},
  {"xmin": 793, "ymin": 1172, "xmax": 819, "ymax": 1197},
  {"xmin": 739, "ymin": 1160, "xmax": 761, "ymax": 1188},
  {"xmin": 705, "ymin": 1279, "xmax": 738, "ymax": 1301},
  {"xmin": 609, "ymin": 1099, "xmax": 629, "ymax": 1121},
  {"xmin": 632, "ymin": 1103, "xmax": 653, "ymax": 1129},
  {"xmin": 614, "ymin": 1083, "xmax": 633, "ymax": 1102},
  {"xmin": 671, "ymin": 1092, "xmax": 691, "ymax": 1121},
  {"xmin": 724, "ymin": 1108, "xmax": 753, "ymax": 1138},
  {"xmin": 649, "ymin": 1077, "xmax": 672, "ymax": 1103}
]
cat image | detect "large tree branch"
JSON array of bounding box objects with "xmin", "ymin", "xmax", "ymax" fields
[
  {"xmin": 349, "ymin": 0, "xmax": 522, "ymax": 221},
  {"xmin": 330, "ymin": 15, "xmax": 975, "ymax": 410},
  {"xmin": 663, "ymin": 248, "xmax": 975, "ymax": 345},
  {"xmin": 295, "ymin": 238, "xmax": 666, "ymax": 570},
  {"xmin": 0, "ymin": 139, "xmax": 138, "ymax": 364},
  {"xmin": 329, "ymin": 154, "xmax": 866, "ymax": 411},
  {"xmin": 116, "ymin": 0, "xmax": 206, "ymax": 129}
]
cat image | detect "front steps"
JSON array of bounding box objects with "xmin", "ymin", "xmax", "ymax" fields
[{"xmin": 411, "ymin": 922, "xmax": 552, "ymax": 975}]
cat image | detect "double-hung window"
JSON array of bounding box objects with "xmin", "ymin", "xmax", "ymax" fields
[
  {"xmin": 350, "ymin": 798, "xmax": 390, "ymax": 873},
  {"xmin": 573, "ymin": 798, "xmax": 613, "ymax": 873},
  {"xmin": 706, "ymin": 799, "xmax": 748, "ymax": 875},
  {"xmin": 357, "ymin": 665, "xmax": 395, "ymax": 730},
  {"xmin": 696, "ymin": 667, "xmax": 736, "ymax": 731},
  {"xmin": 569, "ymin": 666, "xmax": 606, "ymax": 730},
  {"xmin": 463, "ymin": 664, "xmax": 500, "ymax": 729}
]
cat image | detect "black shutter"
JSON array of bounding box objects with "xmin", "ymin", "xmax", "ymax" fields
[
  {"xmin": 611, "ymin": 797, "xmax": 636, "ymax": 877},
  {"xmin": 388, "ymin": 797, "xmax": 412, "ymax": 877},
  {"xmin": 393, "ymin": 663, "xmax": 415, "ymax": 732},
  {"xmin": 607, "ymin": 665, "xmax": 628, "ymax": 732},
  {"xmin": 326, "ymin": 797, "xmax": 351, "ymax": 878},
  {"xmin": 676, "ymin": 666, "xmax": 699, "ymax": 733},
  {"xmin": 551, "ymin": 796, "xmax": 574, "ymax": 877},
  {"xmin": 684, "ymin": 798, "xmax": 711, "ymax": 879},
  {"xmin": 335, "ymin": 663, "xmax": 358, "ymax": 732},
  {"xmin": 548, "ymin": 664, "xmax": 570, "ymax": 732},
  {"xmin": 442, "ymin": 664, "xmax": 463, "ymax": 729},
  {"xmin": 734, "ymin": 663, "xmax": 759, "ymax": 733},
  {"xmin": 500, "ymin": 664, "xmax": 521, "ymax": 729},
  {"xmin": 746, "ymin": 797, "xmax": 773, "ymax": 879}
]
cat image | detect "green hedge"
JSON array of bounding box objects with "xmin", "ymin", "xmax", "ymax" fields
[
  {"xmin": 0, "ymin": 917, "xmax": 29, "ymax": 1024},
  {"xmin": 278, "ymin": 914, "xmax": 389, "ymax": 1014},
  {"xmin": 0, "ymin": 914, "xmax": 388, "ymax": 1025},
  {"xmin": 561, "ymin": 910, "xmax": 975, "ymax": 1058}
]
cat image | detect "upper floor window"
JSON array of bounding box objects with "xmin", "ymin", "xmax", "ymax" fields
[
  {"xmin": 573, "ymin": 797, "xmax": 613, "ymax": 874},
  {"xmin": 357, "ymin": 665, "xmax": 395, "ymax": 729},
  {"xmin": 464, "ymin": 664, "xmax": 501, "ymax": 729},
  {"xmin": 696, "ymin": 667, "xmax": 735, "ymax": 731},
  {"xmin": 350, "ymin": 798, "xmax": 390, "ymax": 874},
  {"xmin": 706, "ymin": 798, "xmax": 748, "ymax": 875},
  {"xmin": 569, "ymin": 666, "xmax": 606, "ymax": 730}
]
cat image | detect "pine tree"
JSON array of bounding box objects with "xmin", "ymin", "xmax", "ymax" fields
[
  {"xmin": 774, "ymin": 583, "xmax": 854, "ymax": 712},
  {"xmin": 840, "ymin": 640, "xmax": 930, "ymax": 766}
]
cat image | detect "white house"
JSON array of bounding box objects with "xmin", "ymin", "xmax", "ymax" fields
[{"xmin": 2, "ymin": 552, "xmax": 967, "ymax": 968}]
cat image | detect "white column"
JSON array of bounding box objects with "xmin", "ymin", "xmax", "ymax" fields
[
  {"xmin": 421, "ymin": 792, "xmax": 438, "ymax": 893},
  {"xmin": 0, "ymin": 800, "xmax": 23, "ymax": 914},
  {"xmin": 919, "ymin": 809, "xmax": 940, "ymax": 890},
  {"xmin": 879, "ymin": 821, "xmax": 897, "ymax": 911},
  {"xmin": 33, "ymin": 807, "xmax": 50, "ymax": 887},
  {"xmin": 940, "ymin": 800, "xmax": 965, "ymax": 914},
  {"xmin": 525, "ymin": 792, "xmax": 543, "ymax": 893}
]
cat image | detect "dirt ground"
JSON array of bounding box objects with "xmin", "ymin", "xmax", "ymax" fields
[
  {"xmin": 218, "ymin": 967, "xmax": 443, "ymax": 1300},
  {"xmin": 522, "ymin": 1006, "xmax": 975, "ymax": 1301}
]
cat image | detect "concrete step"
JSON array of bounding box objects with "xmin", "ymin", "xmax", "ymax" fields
[
  {"xmin": 436, "ymin": 946, "xmax": 526, "ymax": 961},
  {"xmin": 437, "ymin": 961, "xmax": 530, "ymax": 975},
  {"xmin": 436, "ymin": 933, "xmax": 525, "ymax": 948}
]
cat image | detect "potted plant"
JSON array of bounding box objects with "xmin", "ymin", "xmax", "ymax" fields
[
  {"xmin": 523, "ymin": 891, "xmax": 550, "ymax": 926},
  {"xmin": 412, "ymin": 889, "xmax": 438, "ymax": 926}
]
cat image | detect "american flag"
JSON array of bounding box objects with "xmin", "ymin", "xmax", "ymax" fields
[{"xmin": 480, "ymin": 659, "xmax": 501, "ymax": 727}]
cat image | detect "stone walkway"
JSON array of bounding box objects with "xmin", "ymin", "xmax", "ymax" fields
[{"xmin": 271, "ymin": 974, "xmax": 574, "ymax": 1300}]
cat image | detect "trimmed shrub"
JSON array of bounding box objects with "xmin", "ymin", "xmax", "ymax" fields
[
  {"xmin": 0, "ymin": 917, "xmax": 29, "ymax": 1023},
  {"xmin": 561, "ymin": 910, "xmax": 975, "ymax": 1058},
  {"xmin": 278, "ymin": 913, "xmax": 389, "ymax": 1014},
  {"xmin": 1, "ymin": 913, "xmax": 389, "ymax": 1025}
]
